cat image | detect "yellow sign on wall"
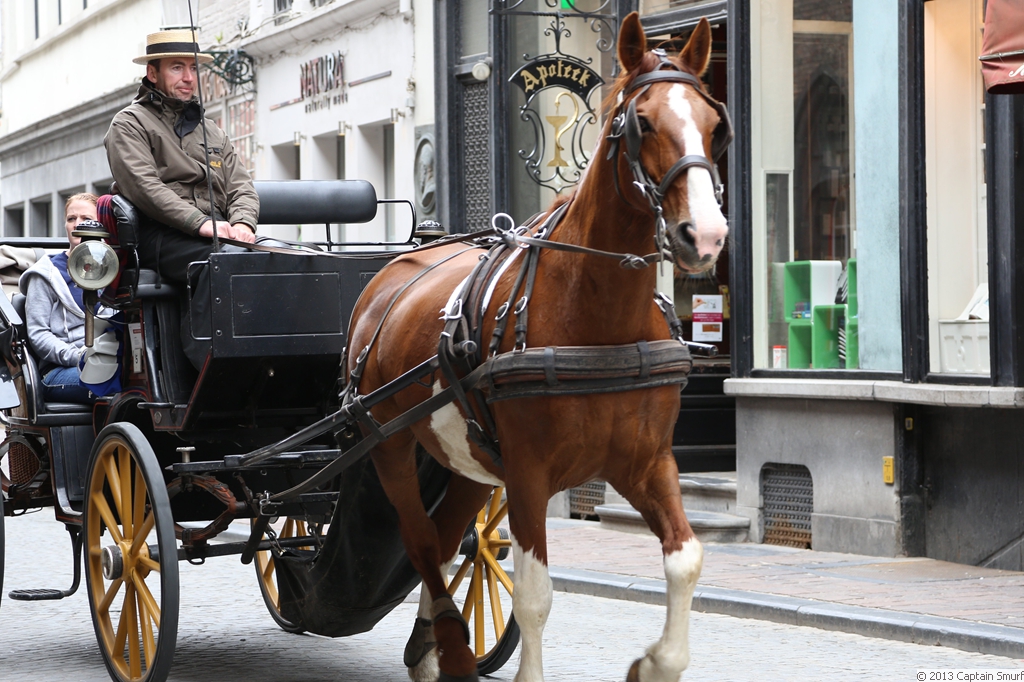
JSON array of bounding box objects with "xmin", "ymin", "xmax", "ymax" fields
[{"xmin": 882, "ymin": 456, "xmax": 895, "ymax": 485}]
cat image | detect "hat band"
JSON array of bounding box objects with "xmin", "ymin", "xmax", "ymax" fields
[{"xmin": 147, "ymin": 41, "xmax": 200, "ymax": 55}]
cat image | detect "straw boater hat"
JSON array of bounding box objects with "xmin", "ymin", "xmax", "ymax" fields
[{"xmin": 133, "ymin": 28, "xmax": 213, "ymax": 65}]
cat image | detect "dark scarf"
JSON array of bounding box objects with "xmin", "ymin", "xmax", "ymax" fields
[
  {"xmin": 174, "ymin": 100, "xmax": 203, "ymax": 138},
  {"xmin": 141, "ymin": 78, "xmax": 203, "ymax": 138}
]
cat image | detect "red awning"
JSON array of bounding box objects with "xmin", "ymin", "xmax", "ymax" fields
[{"xmin": 981, "ymin": 0, "xmax": 1024, "ymax": 94}]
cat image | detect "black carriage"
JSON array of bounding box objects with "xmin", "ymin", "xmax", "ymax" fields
[{"xmin": 0, "ymin": 180, "xmax": 518, "ymax": 682}]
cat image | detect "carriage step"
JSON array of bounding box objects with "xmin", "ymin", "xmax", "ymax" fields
[
  {"xmin": 9, "ymin": 588, "xmax": 68, "ymax": 601},
  {"xmin": 594, "ymin": 504, "xmax": 750, "ymax": 543}
]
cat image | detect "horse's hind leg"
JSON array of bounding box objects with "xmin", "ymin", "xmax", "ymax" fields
[
  {"xmin": 610, "ymin": 453, "xmax": 703, "ymax": 682},
  {"xmin": 370, "ymin": 437, "xmax": 479, "ymax": 681},
  {"xmin": 406, "ymin": 474, "xmax": 493, "ymax": 682}
]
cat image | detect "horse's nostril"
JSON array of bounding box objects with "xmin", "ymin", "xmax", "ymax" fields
[{"xmin": 679, "ymin": 222, "xmax": 696, "ymax": 246}]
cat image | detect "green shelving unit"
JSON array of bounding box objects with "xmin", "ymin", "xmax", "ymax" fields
[{"xmin": 782, "ymin": 259, "xmax": 857, "ymax": 369}]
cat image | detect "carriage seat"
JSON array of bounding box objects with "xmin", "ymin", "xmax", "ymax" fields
[{"xmin": 7, "ymin": 293, "xmax": 92, "ymax": 425}]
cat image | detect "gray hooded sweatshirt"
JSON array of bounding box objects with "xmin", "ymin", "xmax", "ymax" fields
[{"xmin": 19, "ymin": 255, "xmax": 87, "ymax": 374}]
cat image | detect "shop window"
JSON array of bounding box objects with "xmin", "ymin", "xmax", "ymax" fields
[
  {"xmin": 228, "ymin": 99, "xmax": 256, "ymax": 176},
  {"xmin": 752, "ymin": 0, "xmax": 900, "ymax": 371},
  {"xmin": 924, "ymin": 0, "xmax": 989, "ymax": 376}
]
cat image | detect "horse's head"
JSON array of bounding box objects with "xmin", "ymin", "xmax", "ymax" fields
[{"xmin": 609, "ymin": 13, "xmax": 731, "ymax": 274}]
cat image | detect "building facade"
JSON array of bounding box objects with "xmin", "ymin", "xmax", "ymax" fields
[
  {"xmin": 726, "ymin": 0, "xmax": 1024, "ymax": 569},
  {"xmin": 0, "ymin": 0, "xmax": 436, "ymax": 246},
  {"xmin": 431, "ymin": 0, "xmax": 1022, "ymax": 569}
]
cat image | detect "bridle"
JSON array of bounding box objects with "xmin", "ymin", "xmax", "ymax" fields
[{"xmin": 605, "ymin": 50, "xmax": 734, "ymax": 258}]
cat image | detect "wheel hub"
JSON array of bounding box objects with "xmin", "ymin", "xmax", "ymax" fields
[
  {"xmin": 101, "ymin": 545, "xmax": 124, "ymax": 581},
  {"xmin": 460, "ymin": 523, "xmax": 510, "ymax": 562}
]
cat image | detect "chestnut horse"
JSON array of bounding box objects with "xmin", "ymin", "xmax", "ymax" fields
[{"xmin": 346, "ymin": 13, "xmax": 728, "ymax": 682}]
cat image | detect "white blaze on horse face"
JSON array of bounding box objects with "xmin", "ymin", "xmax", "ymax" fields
[
  {"xmin": 511, "ymin": 535, "xmax": 553, "ymax": 682},
  {"xmin": 636, "ymin": 537, "xmax": 703, "ymax": 682},
  {"xmin": 428, "ymin": 381, "xmax": 503, "ymax": 486},
  {"xmin": 666, "ymin": 84, "xmax": 728, "ymax": 261}
]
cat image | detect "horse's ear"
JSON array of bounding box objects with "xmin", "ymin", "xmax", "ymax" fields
[
  {"xmin": 617, "ymin": 12, "xmax": 647, "ymax": 73},
  {"xmin": 680, "ymin": 17, "xmax": 712, "ymax": 77}
]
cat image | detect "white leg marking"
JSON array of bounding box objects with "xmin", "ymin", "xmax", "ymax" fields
[
  {"xmin": 408, "ymin": 556, "xmax": 457, "ymax": 682},
  {"xmin": 666, "ymin": 85, "xmax": 728, "ymax": 252},
  {"xmin": 428, "ymin": 380, "xmax": 503, "ymax": 486},
  {"xmin": 511, "ymin": 536, "xmax": 552, "ymax": 682},
  {"xmin": 637, "ymin": 538, "xmax": 704, "ymax": 682}
]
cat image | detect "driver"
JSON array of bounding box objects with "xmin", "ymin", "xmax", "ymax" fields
[{"xmin": 103, "ymin": 27, "xmax": 258, "ymax": 285}]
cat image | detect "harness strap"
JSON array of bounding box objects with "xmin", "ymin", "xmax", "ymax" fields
[
  {"xmin": 265, "ymin": 359, "xmax": 494, "ymax": 502},
  {"xmin": 348, "ymin": 246, "xmax": 478, "ymax": 396}
]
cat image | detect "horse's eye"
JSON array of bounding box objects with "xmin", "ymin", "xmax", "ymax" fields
[{"xmin": 638, "ymin": 117, "xmax": 653, "ymax": 134}]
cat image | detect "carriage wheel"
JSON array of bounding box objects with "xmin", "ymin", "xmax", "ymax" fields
[
  {"xmin": 448, "ymin": 486, "xmax": 520, "ymax": 675},
  {"xmin": 252, "ymin": 517, "xmax": 311, "ymax": 634},
  {"xmin": 84, "ymin": 423, "xmax": 178, "ymax": 682}
]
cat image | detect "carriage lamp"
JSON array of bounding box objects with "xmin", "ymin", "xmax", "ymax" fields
[
  {"xmin": 68, "ymin": 221, "xmax": 118, "ymax": 291},
  {"xmin": 68, "ymin": 219, "xmax": 118, "ymax": 348}
]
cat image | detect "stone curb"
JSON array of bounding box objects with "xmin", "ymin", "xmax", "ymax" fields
[{"xmin": 544, "ymin": 567, "xmax": 1024, "ymax": 659}]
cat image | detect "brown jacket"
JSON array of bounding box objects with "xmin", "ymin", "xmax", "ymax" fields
[{"xmin": 104, "ymin": 79, "xmax": 259, "ymax": 235}]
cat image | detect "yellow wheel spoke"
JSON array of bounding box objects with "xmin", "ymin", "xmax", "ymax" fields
[
  {"xmin": 486, "ymin": 561, "xmax": 505, "ymax": 640},
  {"xmin": 138, "ymin": 556, "xmax": 161, "ymax": 573},
  {"xmin": 481, "ymin": 549, "xmax": 514, "ymax": 594},
  {"xmin": 461, "ymin": 566, "xmax": 476, "ymax": 623},
  {"xmin": 262, "ymin": 557, "xmax": 279, "ymax": 606},
  {"xmin": 99, "ymin": 578, "xmax": 124, "ymax": 613},
  {"xmin": 482, "ymin": 502, "xmax": 509, "ymax": 537},
  {"xmin": 103, "ymin": 457, "xmax": 122, "ymax": 515},
  {"xmin": 112, "ymin": 582, "xmax": 133, "ymax": 661},
  {"xmin": 134, "ymin": 573, "xmax": 162, "ymax": 628},
  {"xmin": 281, "ymin": 518, "xmax": 294, "ymax": 539},
  {"xmin": 132, "ymin": 466, "xmax": 147, "ymax": 539},
  {"xmin": 118, "ymin": 447, "xmax": 134, "ymax": 539},
  {"xmin": 447, "ymin": 557, "xmax": 472, "ymax": 595},
  {"xmin": 487, "ymin": 486, "xmax": 503, "ymax": 522},
  {"xmin": 489, "ymin": 537, "xmax": 512, "ymax": 548},
  {"xmin": 473, "ymin": 564, "xmax": 486, "ymax": 656},
  {"xmin": 130, "ymin": 512, "xmax": 155, "ymax": 555},
  {"xmin": 138, "ymin": 590, "xmax": 155, "ymax": 670},
  {"xmin": 126, "ymin": 580, "xmax": 141, "ymax": 678},
  {"xmin": 92, "ymin": 493, "xmax": 124, "ymax": 544}
]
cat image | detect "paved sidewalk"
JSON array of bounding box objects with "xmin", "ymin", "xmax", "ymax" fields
[{"xmin": 541, "ymin": 519, "xmax": 1024, "ymax": 659}]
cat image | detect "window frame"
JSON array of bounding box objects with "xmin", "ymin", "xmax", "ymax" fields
[{"xmin": 728, "ymin": 0, "xmax": 1011, "ymax": 386}]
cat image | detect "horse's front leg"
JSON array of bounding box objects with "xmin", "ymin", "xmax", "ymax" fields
[
  {"xmin": 406, "ymin": 474, "xmax": 494, "ymax": 682},
  {"xmin": 370, "ymin": 436, "xmax": 479, "ymax": 682},
  {"xmin": 506, "ymin": 481, "xmax": 554, "ymax": 682},
  {"xmin": 611, "ymin": 452, "xmax": 703, "ymax": 682}
]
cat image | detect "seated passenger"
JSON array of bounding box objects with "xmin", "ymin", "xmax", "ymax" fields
[{"xmin": 19, "ymin": 193, "xmax": 100, "ymax": 403}]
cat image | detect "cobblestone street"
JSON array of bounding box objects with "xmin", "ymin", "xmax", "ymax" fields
[{"xmin": 2, "ymin": 510, "xmax": 1019, "ymax": 681}]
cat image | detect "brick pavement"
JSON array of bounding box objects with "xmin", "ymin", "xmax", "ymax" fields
[{"xmin": 544, "ymin": 519, "xmax": 1024, "ymax": 630}]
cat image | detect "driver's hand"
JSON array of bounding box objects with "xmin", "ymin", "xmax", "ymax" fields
[{"xmin": 198, "ymin": 220, "xmax": 256, "ymax": 243}]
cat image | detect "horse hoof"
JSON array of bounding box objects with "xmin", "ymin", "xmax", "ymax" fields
[
  {"xmin": 438, "ymin": 672, "xmax": 479, "ymax": 682},
  {"xmin": 626, "ymin": 658, "xmax": 643, "ymax": 682}
]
